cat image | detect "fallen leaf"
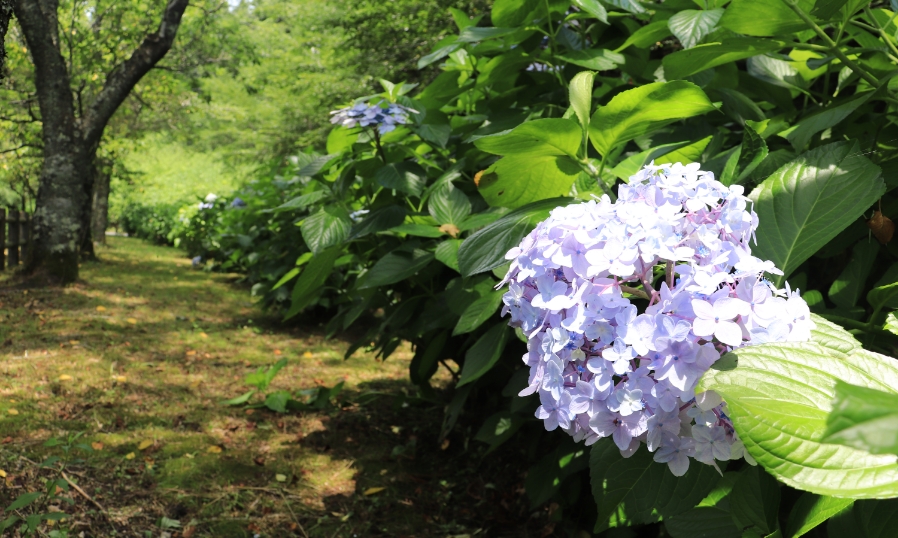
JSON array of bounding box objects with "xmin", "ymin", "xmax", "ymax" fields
[
  {"xmin": 440, "ymin": 439, "xmax": 450, "ymax": 450},
  {"xmin": 207, "ymin": 445, "xmax": 222, "ymax": 454},
  {"xmin": 68, "ymin": 340, "xmax": 79, "ymax": 345},
  {"xmin": 0, "ymin": 470, "xmax": 6, "ymax": 478},
  {"xmin": 2, "ymin": 437, "xmax": 11, "ymax": 444},
  {"xmin": 186, "ymin": 350, "xmax": 197, "ymax": 356},
  {"xmin": 126, "ymin": 318, "xmax": 137, "ymax": 324},
  {"xmin": 200, "ymin": 332, "xmax": 208, "ymax": 338},
  {"xmin": 302, "ymin": 351, "xmax": 313, "ymax": 358},
  {"xmin": 125, "ymin": 452, "xmax": 135, "ymax": 460},
  {"xmin": 91, "ymin": 442, "xmax": 104, "ymax": 450},
  {"xmin": 253, "ymin": 456, "xmax": 265, "ymax": 466},
  {"xmin": 274, "ymin": 349, "xmax": 282, "ymax": 355},
  {"xmin": 183, "ymin": 526, "xmax": 197, "ymax": 538},
  {"xmin": 183, "ymin": 453, "xmax": 195, "ymax": 459},
  {"xmin": 7, "ymin": 409, "xmax": 18, "ymax": 416},
  {"xmin": 96, "ymin": 306, "xmax": 106, "ymax": 312},
  {"xmin": 275, "ymin": 474, "xmax": 287, "ymax": 482},
  {"xmin": 138, "ymin": 440, "xmax": 153, "ymax": 451},
  {"xmin": 363, "ymin": 487, "xmax": 386, "ymax": 496},
  {"xmin": 439, "ymin": 223, "xmax": 461, "ymax": 238},
  {"xmin": 114, "ymin": 376, "xmax": 126, "ymax": 383},
  {"xmin": 58, "ymin": 374, "xmax": 73, "ymax": 381}
]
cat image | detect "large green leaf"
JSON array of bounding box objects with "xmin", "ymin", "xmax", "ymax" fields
[
  {"xmin": 663, "ymin": 38, "xmax": 786, "ymax": 80},
  {"xmin": 556, "ymin": 49, "xmax": 625, "ymax": 71},
  {"xmin": 785, "ymin": 493, "xmax": 854, "ymax": 538},
  {"xmin": 453, "ymin": 288, "xmax": 504, "ymax": 335},
  {"xmin": 823, "ymin": 382, "xmax": 898, "ymax": 456},
  {"xmin": 615, "ymin": 20, "xmax": 672, "ymax": 52},
  {"xmin": 590, "ymin": 439, "xmax": 722, "ymax": 532},
  {"xmin": 668, "ymin": 9, "xmax": 724, "ymax": 49},
  {"xmin": 588, "ymin": 81, "xmax": 715, "ymax": 156},
  {"xmin": 477, "ymin": 153, "xmax": 581, "ymax": 208},
  {"xmin": 358, "ymin": 249, "xmax": 435, "ymax": 289},
  {"xmin": 730, "ymin": 466, "xmax": 781, "ymax": 535},
  {"xmin": 809, "ymin": 313, "xmax": 862, "ymax": 354},
  {"xmin": 697, "ymin": 342, "xmax": 898, "ymax": 498},
  {"xmin": 569, "ymin": 70, "xmax": 596, "ymax": 137},
  {"xmin": 604, "ymin": 0, "xmax": 645, "ymax": 14},
  {"xmin": 375, "ymin": 162, "xmax": 427, "ymax": 196},
  {"xmin": 868, "ymin": 281, "xmax": 898, "ymax": 313},
  {"xmin": 300, "ymin": 206, "xmax": 352, "ymax": 254},
  {"xmin": 610, "ymin": 139, "xmax": 698, "ymax": 181},
  {"xmin": 457, "ymin": 322, "xmax": 510, "ymax": 386},
  {"xmin": 719, "ymin": 0, "xmax": 814, "ymax": 36},
  {"xmin": 457, "ymin": 197, "xmax": 576, "ymax": 277},
  {"xmin": 348, "ymin": 205, "xmax": 407, "ymax": 240},
  {"xmin": 748, "ymin": 141, "xmax": 884, "ymax": 283},
  {"xmin": 285, "ymin": 246, "xmax": 344, "ymax": 319},
  {"xmin": 782, "ymin": 92, "xmax": 873, "ymax": 150},
  {"xmin": 828, "ymin": 240, "xmax": 879, "ymax": 309},
  {"xmin": 428, "ymin": 183, "xmax": 471, "ymax": 225},
  {"xmin": 720, "ymin": 125, "xmax": 768, "ymax": 186},
  {"xmin": 473, "ymin": 118, "xmax": 582, "ymax": 157},
  {"xmin": 654, "ymin": 136, "xmax": 712, "ymax": 166},
  {"xmin": 572, "ymin": 0, "xmax": 607, "ymax": 23}
]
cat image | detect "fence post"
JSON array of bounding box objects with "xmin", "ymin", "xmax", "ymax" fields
[{"xmin": 8, "ymin": 210, "xmax": 19, "ymax": 267}]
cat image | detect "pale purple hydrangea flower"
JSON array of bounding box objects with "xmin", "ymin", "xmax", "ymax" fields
[
  {"xmin": 329, "ymin": 101, "xmax": 416, "ymax": 134},
  {"xmin": 500, "ymin": 162, "xmax": 814, "ymax": 476}
]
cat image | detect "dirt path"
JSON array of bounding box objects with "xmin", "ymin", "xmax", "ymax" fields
[{"xmin": 0, "ymin": 238, "xmax": 551, "ymax": 538}]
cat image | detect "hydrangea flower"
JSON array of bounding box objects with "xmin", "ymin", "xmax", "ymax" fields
[
  {"xmin": 499, "ymin": 162, "xmax": 814, "ymax": 476},
  {"xmin": 329, "ymin": 100, "xmax": 415, "ymax": 134}
]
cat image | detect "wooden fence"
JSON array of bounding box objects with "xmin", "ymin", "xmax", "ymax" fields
[{"xmin": 0, "ymin": 209, "xmax": 31, "ymax": 270}]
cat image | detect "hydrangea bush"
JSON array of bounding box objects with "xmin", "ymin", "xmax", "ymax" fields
[
  {"xmin": 329, "ymin": 100, "xmax": 414, "ymax": 134},
  {"xmin": 500, "ymin": 163, "xmax": 814, "ymax": 476}
]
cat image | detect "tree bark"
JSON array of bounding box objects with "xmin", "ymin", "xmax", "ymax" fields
[
  {"xmin": 91, "ymin": 165, "xmax": 110, "ymax": 245},
  {"xmin": 0, "ymin": 0, "xmax": 12, "ymax": 77},
  {"xmin": 14, "ymin": 0, "xmax": 189, "ymax": 283}
]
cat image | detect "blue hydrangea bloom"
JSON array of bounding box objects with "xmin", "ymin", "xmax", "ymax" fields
[
  {"xmin": 329, "ymin": 100, "xmax": 415, "ymax": 134},
  {"xmin": 501, "ymin": 162, "xmax": 813, "ymax": 476}
]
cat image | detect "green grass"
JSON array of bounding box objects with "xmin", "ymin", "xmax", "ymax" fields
[{"xmin": 0, "ymin": 237, "xmax": 556, "ymax": 538}]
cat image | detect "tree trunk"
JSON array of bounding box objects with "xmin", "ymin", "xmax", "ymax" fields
[
  {"xmin": 91, "ymin": 162, "xmax": 110, "ymax": 245},
  {"xmin": 15, "ymin": 0, "xmax": 88, "ymax": 284},
  {"xmin": 13, "ymin": 0, "xmax": 189, "ymax": 283},
  {"xmin": 0, "ymin": 0, "xmax": 12, "ymax": 77}
]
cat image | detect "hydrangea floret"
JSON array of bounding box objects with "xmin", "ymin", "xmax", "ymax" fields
[
  {"xmin": 499, "ymin": 162, "xmax": 814, "ymax": 476},
  {"xmin": 329, "ymin": 100, "xmax": 415, "ymax": 134}
]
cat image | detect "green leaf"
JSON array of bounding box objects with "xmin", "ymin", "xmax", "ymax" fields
[
  {"xmin": 223, "ymin": 389, "xmax": 256, "ymax": 406},
  {"xmin": 557, "ymin": 49, "xmax": 625, "ymax": 71},
  {"xmin": 809, "ymin": 313, "xmax": 862, "ymax": 354},
  {"xmin": 301, "ymin": 206, "xmax": 352, "ymax": 254},
  {"xmin": 375, "ymin": 162, "xmax": 427, "ymax": 196},
  {"xmin": 852, "ymin": 498, "xmax": 898, "ymax": 538},
  {"xmin": 615, "ymin": 20, "xmax": 672, "ymax": 52},
  {"xmin": 285, "ymin": 245, "xmax": 344, "ymax": 319},
  {"xmin": 747, "ymin": 55, "xmax": 808, "ymax": 93},
  {"xmin": 885, "ymin": 312, "xmax": 898, "ymax": 335},
  {"xmin": 244, "ymin": 358, "xmax": 287, "ymax": 392},
  {"xmin": 6, "ymin": 492, "xmax": 41, "ymax": 512},
  {"xmin": 415, "ymin": 124, "xmax": 451, "ymax": 148},
  {"xmin": 458, "ymin": 197, "xmax": 576, "ymax": 277},
  {"xmin": 868, "ymin": 281, "xmax": 898, "ymax": 313},
  {"xmin": 588, "ymin": 81, "xmax": 715, "ymax": 156},
  {"xmin": 457, "ymin": 323, "xmax": 509, "ymax": 386},
  {"xmin": 604, "ymin": 0, "xmax": 645, "ymax": 14},
  {"xmin": 475, "ymin": 411, "xmax": 525, "ymax": 453},
  {"xmin": 823, "ymin": 382, "xmax": 898, "ymax": 456},
  {"xmin": 410, "ymin": 330, "xmax": 448, "ymax": 385},
  {"xmin": 665, "ymin": 507, "xmax": 742, "ymax": 538},
  {"xmin": 326, "ymin": 126, "xmax": 359, "ymax": 154},
  {"xmin": 264, "ymin": 390, "xmax": 291, "ymax": 413},
  {"xmin": 428, "ymin": 183, "xmax": 472, "ymax": 225},
  {"xmin": 748, "ymin": 141, "xmax": 885, "ymax": 283},
  {"xmin": 0, "ymin": 516, "xmax": 19, "ymax": 534},
  {"xmin": 275, "ymin": 190, "xmax": 330, "ymax": 211},
  {"xmin": 569, "ymin": 70, "xmax": 596, "ymax": 138},
  {"xmin": 654, "ymin": 136, "xmax": 712, "ymax": 166},
  {"xmin": 271, "ymin": 268, "xmax": 301, "ymax": 291},
  {"xmin": 526, "ymin": 441, "xmax": 589, "ymax": 508},
  {"xmin": 457, "ymin": 26, "xmax": 520, "ymax": 43},
  {"xmin": 716, "ymin": 88, "xmax": 767, "ymax": 124},
  {"xmin": 730, "ymin": 466, "xmax": 781, "ymax": 535},
  {"xmin": 477, "ymin": 154, "xmax": 581, "ymax": 208},
  {"xmin": 663, "ymin": 38, "xmax": 786, "ymax": 80},
  {"xmin": 828, "ymin": 240, "xmax": 879, "ymax": 308},
  {"xmin": 358, "ymin": 249, "xmax": 434, "ymax": 289},
  {"xmin": 590, "ymin": 439, "xmax": 722, "ymax": 532},
  {"xmin": 297, "ymin": 154, "xmax": 338, "ymax": 177},
  {"xmin": 435, "ymin": 239, "xmax": 462, "ymax": 272},
  {"xmin": 720, "ymin": 126, "xmax": 769, "ymax": 186},
  {"xmin": 786, "ymin": 493, "xmax": 854, "ymax": 538},
  {"xmin": 572, "ymin": 0, "xmax": 608, "ymax": 23},
  {"xmin": 389, "ymin": 223, "xmax": 445, "ymax": 237},
  {"xmin": 474, "ymin": 118, "xmax": 582, "ymax": 157},
  {"xmin": 348, "ymin": 205, "xmax": 408, "ymax": 240},
  {"xmin": 453, "ymin": 288, "xmax": 504, "ymax": 335},
  {"xmin": 610, "ymin": 140, "xmax": 700, "ymax": 181},
  {"xmin": 697, "ymin": 342, "xmax": 898, "ymax": 498},
  {"xmin": 668, "ymin": 9, "xmax": 724, "ymax": 49},
  {"xmin": 491, "ymin": 0, "xmax": 540, "ymax": 27},
  {"xmin": 719, "ymin": 0, "xmax": 814, "ymax": 36},
  {"xmin": 782, "ymin": 92, "xmax": 873, "ymax": 150}
]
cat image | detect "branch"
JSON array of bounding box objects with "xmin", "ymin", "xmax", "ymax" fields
[
  {"xmin": 0, "ymin": 143, "xmax": 40, "ymax": 154},
  {"xmin": 80, "ymin": 0, "xmax": 189, "ymax": 148}
]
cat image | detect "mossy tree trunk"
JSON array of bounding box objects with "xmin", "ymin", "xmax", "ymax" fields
[{"xmin": 13, "ymin": 0, "xmax": 189, "ymax": 283}]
